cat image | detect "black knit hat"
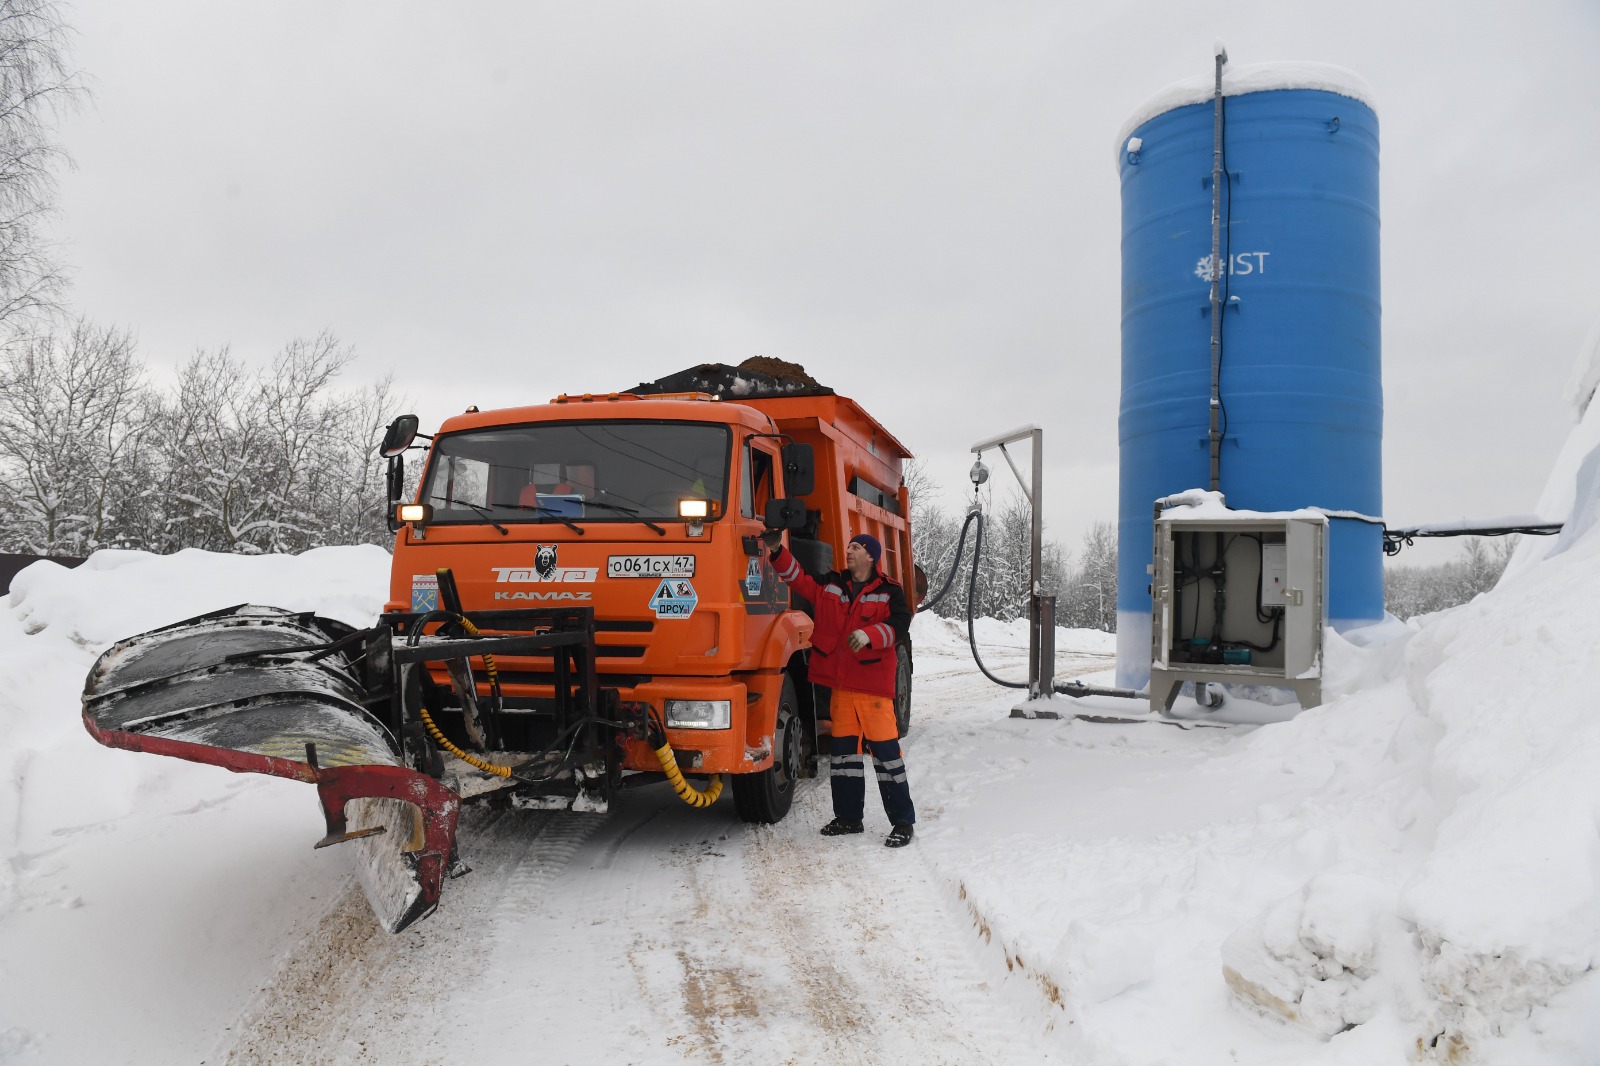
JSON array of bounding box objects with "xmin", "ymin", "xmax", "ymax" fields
[{"xmin": 849, "ymin": 533, "xmax": 882, "ymax": 562}]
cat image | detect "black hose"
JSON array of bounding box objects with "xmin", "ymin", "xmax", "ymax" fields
[
  {"xmin": 917, "ymin": 510, "xmax": 982, "ymax": 614},
  {"xmin": 963, "ymin": 510, "xmax": 1029, "ymax": 690},
  {"xmin": 941, "ymin": 506, "xmax": 1142, "ymax": 701}
]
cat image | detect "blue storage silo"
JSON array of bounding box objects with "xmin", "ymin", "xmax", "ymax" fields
[{"xmin": 1115, "ymin": 62, "xmax": 1384, "ymax": 689}]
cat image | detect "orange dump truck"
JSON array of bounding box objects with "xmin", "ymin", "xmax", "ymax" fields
[{"xmin": 81, "ymin": 361, "xmax": 918, "ymax": 932}]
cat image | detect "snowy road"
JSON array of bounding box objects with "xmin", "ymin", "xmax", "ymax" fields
[{"xmin": 217, "ymin": 637, "xmax": 1094, "ymax": 1065}]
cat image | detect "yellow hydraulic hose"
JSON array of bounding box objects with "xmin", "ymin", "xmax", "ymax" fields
[
  {"xmin": 419, "ymin": 613, "xmax": 516, "ymax": 779},
  {"xmin": 654, "ymin": 741, "xmax": 723, "ymax": 808},
  {"xmin": 420, "ymin": 704, "xmax": 514, "ymax": 778}
]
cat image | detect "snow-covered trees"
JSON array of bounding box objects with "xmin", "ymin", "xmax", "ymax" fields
[
  {"xmin": 0, "ymin": 319, "xmax": 149, "ymax": 552},
  {"xmin": 1382, "ymin": 537, "xmax": 1517, "ymax": 619},
  {"xmin": 907, "ymin": 462, "xmax": 1115, "ymax": 631},
  {"xmin": 1059, "ymin": 520, "xmax": 1117, "ymax": 633},
  {"xmin": 0, "ymin": 327, "xmax": 402, "ymax": 554}
]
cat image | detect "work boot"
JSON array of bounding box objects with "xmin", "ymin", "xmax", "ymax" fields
[
  {"xmin": 885, "ymin": 824, "xmax": 914, "ymax": 848},
  {"xmin": 820, "ymin": 818, "xmax": 864, "ymax": 837}
]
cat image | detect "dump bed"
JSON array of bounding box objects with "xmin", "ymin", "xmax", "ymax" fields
[{"xmin": 628, "ymin": 363, "xmax": 915, "ymax": 594}]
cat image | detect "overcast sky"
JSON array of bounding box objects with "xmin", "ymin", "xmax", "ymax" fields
[{"xmin": 48, "ymin": 1, "xmax": 1600, "ymax": 560}]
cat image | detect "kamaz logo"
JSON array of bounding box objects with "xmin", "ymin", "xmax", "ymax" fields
[
  {"xmin": 494, "ymin": 590, "xmax": 593, "ymax": 602},
  {"xmin": 493, "ymin": 566, "xmax": 597, "ymax": 584}
]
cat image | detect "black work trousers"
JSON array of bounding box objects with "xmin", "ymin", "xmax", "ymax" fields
[{"xmin": 829, "ymin": 733, "xmax": 915, "ymax": 826}]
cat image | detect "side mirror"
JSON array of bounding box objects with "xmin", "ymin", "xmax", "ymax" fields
[
  {"xmin": 385, "ymin": 455, "xmax": 405, "ymax": 503},
  {"xmin": 384, "ymin": 456, "xmax": 406, "ymax": 533},
  {"xmin": 379, "ymin": 414, "xmax": 420, "ymax": 459},
  {"xmin": 764, "ymin": 498, "xmax": 807, "ymax": 532},
  {"xmin": 780, "ymin": 442, "xmax": 814, "ymax": 497}
]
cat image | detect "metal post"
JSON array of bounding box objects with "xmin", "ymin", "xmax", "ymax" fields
[
  {"xmin": 970, "ymin": 424, "xmax": 1050, "ymax": 705},
  {"xmin": 1037, "ymin": 593, "xmax": 1056, "ymax": 699},
  {"xmin": 1029, "ymin": 427, "xmax": 1043, "ymax": 698}
]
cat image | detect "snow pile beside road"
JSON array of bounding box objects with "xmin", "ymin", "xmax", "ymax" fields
[
  {"xmin": 1510, "ymin": 311, "xmax": 1600, "ymax": 576},
  {"xmin": 0, "ymin": 547, "xmax": 392, "ymax": 1062},
  {"xmin": 6, "ymin": 545, "xmax": 392, "ymax": 645},
  {"xmin": 1211, "ymin": 455, "xmax": 1600, "ymax": 1058}
]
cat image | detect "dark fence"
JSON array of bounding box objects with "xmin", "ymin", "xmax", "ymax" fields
[{"xmin": 0, "ymin": 553, "xmax": 86, "ymax": 595}]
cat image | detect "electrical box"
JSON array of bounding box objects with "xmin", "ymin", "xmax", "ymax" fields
[{"xmin": 1148, "ymin": 507, "xmax": 1327, "ymax": 711}]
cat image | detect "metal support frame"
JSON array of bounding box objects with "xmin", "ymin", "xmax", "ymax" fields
[{"xmin": 970, "ymin": 425, "xmax": 1053, "ymax": 702}]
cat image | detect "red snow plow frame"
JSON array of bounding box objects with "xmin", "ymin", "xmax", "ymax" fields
[{"xmin": 80, "ymin": 599, "xmax": 624, "ymax": 933}]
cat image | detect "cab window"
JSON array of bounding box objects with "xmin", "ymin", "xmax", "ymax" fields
[{"xmin": 741, "ymin": 443, "xmax": 776, "ymax": 519}]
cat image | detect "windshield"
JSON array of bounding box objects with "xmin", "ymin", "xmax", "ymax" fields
[{"xmin": 419, "ymin": 421, "xmax": 730, "ymax": 524}]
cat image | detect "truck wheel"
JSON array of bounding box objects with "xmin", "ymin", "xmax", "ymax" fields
[
  {"xmin": 894, "ymin": 644, "xmax": 912, "ymax": 738},
  {"xmin": 733, "ymin": 676, "xmax": 800, "ymax": 824}
]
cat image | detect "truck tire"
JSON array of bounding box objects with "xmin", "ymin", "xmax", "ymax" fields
[
  {"xmin": 894, "ymin": 644, "xmax": 913, "ymax": 738},
  {"xmin": 733, "ymin": 676, "xmax": 801, "ymax": 824}
]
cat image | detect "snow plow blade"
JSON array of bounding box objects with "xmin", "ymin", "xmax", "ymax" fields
[{"xmin": 80, "ymin": 605, "xmax": 459, "ymax": 934}]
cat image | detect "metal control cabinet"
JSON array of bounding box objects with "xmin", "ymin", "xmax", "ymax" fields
[{"xmin": 1149, "ymin": 511, "xmax": 1327, "ymax": 711}]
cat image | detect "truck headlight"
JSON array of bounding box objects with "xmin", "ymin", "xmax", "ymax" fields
[{"xmin": 664, "ymin": 699, "xmax": 731, "ymax": 730}]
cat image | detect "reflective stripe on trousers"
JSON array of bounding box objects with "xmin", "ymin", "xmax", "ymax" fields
[{"xmin": 828, "ymin": 734, "xmax": 915, "ymax": 826}]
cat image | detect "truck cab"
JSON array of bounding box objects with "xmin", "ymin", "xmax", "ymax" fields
[{"xmin": 383, "ymin": 363, "xmax": 914, "ymax": 823}]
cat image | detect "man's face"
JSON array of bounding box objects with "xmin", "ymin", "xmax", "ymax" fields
[{"xmin": 845, "ymin": 541, "xmax": 871, "ymax": 573}]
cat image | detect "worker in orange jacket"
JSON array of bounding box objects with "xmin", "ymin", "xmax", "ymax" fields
[{"xmin": 763, "ymin": 530, "xmax": 916, "ymax": 847}]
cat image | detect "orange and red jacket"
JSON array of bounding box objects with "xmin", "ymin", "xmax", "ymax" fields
[{"xmin": 770, "ymin": 545, "xmax": 911, "ymax": 699}]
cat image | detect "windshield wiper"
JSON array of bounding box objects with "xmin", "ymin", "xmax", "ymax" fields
[
  {"xmin": 432, "ymin": 496, "xmax": 508, "ymax": 536},
  {"xmin": 582, "ymin": 500, "xmax": 666, "ymax": 537},
  {"xmin": 501, "ymin": 502, "xmax": 585, "ymax": 535}
]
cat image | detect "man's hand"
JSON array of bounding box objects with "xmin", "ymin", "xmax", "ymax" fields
[
  {"xmin": 760, "ymin": 528, "xmax": 783, "ymax": 550},
  {"xmin": 847, "ymin": 629, "xmax": 869, "ymax": 652}
]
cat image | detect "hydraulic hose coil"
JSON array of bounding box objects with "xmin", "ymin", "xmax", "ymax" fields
[
  {"xmin": 419, "ymin": 612, "xmax": 516, "ymax": 778},
  {"xmin": 654, "ymin": 743, "xmax": 723, "ymax": 808}
]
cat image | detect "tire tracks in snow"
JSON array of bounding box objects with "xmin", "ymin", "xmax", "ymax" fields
[
  {"xmin": 732, "ymin": 787, "xmax": 1054, "ymax": 1065},
  {"xmin": 212, "ymin": 758, "xmax": 1070, "ymax": 1064},
  {"xmin": 215, "ymin": 805, "xmax": 602, "ymax": 1064}
]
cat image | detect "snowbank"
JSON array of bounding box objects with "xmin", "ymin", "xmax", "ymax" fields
[
  {"xmin": 1508, "ymin": 310, "xmax": 1600, "ymax": 576},
  {"xmin": 1206, "ymin": 414, "xmax": 1600, "ymax": 1058},
  {"xmin": 7, "ymin": 503, "xmax": 1600, "ymax": 1062},
  {"xmin": 0, "ymin": 547, "xmax": 392, "ymax": 1062}
]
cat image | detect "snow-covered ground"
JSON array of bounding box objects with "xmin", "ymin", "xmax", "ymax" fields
[{"xmin": 4, "ymin": 376, "xmax": 1600, "ymax": 1062}]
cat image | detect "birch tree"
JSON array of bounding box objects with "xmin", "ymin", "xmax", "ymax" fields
[
  {"xmin": 1061, "ymin": 520, "xmax": 1117, "ymax": 632},
  {"xmin": 0, "ymin": 319, "xmax": 150, "ymax": 552},
  {"xmin": 0, "ymin": 0, "xmax": 84, "ymax": 328}
]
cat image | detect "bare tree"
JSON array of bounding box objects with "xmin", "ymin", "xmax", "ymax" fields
[
  {"xmin": 0, "ymin": 318, "xmax": 150, "ymax": 552},
  {"xmin": 1062, "ymin": 520, "xmax": 1117, "ymax": 632},
  {"xmin": 257, "ymin": 331, "xmax": 356, "ymax": 552},
  {"xmin": 0, "ymin": 0, "xmax": 84, "ymax": 328},
  {"xmin": 318, "ymin": 373, "xmax": 408, "ymax": 547},
  {"xmin": 151, "ymin": 333, "xmax": 368, "ymax": 553},
  {"xmin": 148, "ymin": 344, "xmax": 270, "ymax": 552}
]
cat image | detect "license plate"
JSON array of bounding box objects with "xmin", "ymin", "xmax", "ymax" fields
[{"xmin": 607, "ymin": 554, "xmax": 696, "ymax": 578}]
